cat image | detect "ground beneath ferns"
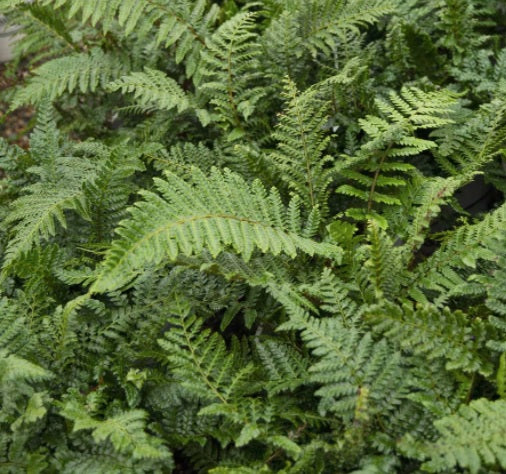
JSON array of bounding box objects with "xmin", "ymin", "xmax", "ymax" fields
[{"xmin": 0, "ymin": 61, "xmax": 33, "ymax": 150}]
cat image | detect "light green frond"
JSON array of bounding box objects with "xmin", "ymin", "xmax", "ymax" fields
[
  {"xmin": 269, "ymin": 77, "xmax": 334, "ymax": 212},
  {"xmin": 0, "ymin": 350, "xmax": 51, "ymax": 384},
  {"xmin": 337, "ymin": 87, "xmax": 459, "ymax": 226},
  {"xmin": 92, "ymin": 167, "xmax": 342, "ymax": 293},
  {"xmin": 200, "ymin": 11, "xmax": 264, "ymax": 132},
  {"xmin": 60, "ymin": 398, "xmax": 172, "ymax": 461},
  {"xmin": 401, "ymin": 399, "xmax": 506, "ymax": 474}
]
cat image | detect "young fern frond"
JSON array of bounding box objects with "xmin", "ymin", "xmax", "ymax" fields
[
  {"xmin": 60, "ymin": 398, "xmax": 172, "ymax": 461},
  {"xmin": 269, "ymin": 77, "xmax": 335, "ymax": 212},
  {"xmin": 92, "ymin": 167, "xmax": 341, "ymax": 293},
  {"xmin": 337, "ymin": 87, "xmax": 458, "ymax": 227},
  {"xmin": 10, "ymin": 48, "xmax": 129, "ymax": 109}
]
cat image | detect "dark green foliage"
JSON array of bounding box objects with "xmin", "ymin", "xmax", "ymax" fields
[{"xmin": 1, "ymin": 0, "xmax": 506, "ymax": 472}]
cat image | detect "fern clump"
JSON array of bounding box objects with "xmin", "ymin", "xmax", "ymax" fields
[{"xmin": 1, "ymin": 0, "xmax": 506, "ymax": 471}]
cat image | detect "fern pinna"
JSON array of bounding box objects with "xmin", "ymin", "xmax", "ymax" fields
[{"xmin": 1, "ymin": 0, "xmax": 506, "ymax": 472}]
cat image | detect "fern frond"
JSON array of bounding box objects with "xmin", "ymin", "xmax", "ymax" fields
[
  {"xmin": 361, "ymin": 221, "xmax": 403, "ymax": 299},
  {"xmin": 299, "ymin": 267, "xmax": 359, "ymax": 322},
  {"xmin": 300, "ymin": 0, "xmax": 396, "ymax": 56},
  {"xmin": 337, "ymin": 87, "xmax": 459, "ymax": 226},
  {"xmin": 398, "ymin": 174, "xmax": 472, "ymax": 259},
  {"xmin": 3, "ymin": 181, "xmax": 88, "ymax": 271},
  {"xmin": 200, "ymin": 12, "xmax": 265, "ymax": 133},
  {"xmin": 366, "ymin": 302, "xmax": 490, "ymax": 374},
  {"xmin": 10, "ymin": 48, "xmax": 128, "ymax": 109},
  {"xmin": 401, "ymin": 399, "xmax": 506, "ymax": 474},
  {"xmin": 92, "ymin": 167, "xmax": 342, "ymax": 293},
  {"xmin": 269, "ymin": 77, "xmax": 334, "ymax": 212},
  {"xmin": 254, "ymin": 338, "xmax": 309, "ymax": 396},
  {"xmin": 158, "ymin": 308, "xmax": 254, "ymax": 404},
  {"xmin": 0, "ymin": 350, "xmax": 51, "ymax": 384},
  {"xmin": 107, "ymin": 68, "xmax": 210, "ymax": 126},
  {"xmin": 411, "ymin": 202, "xmax": 506, "ymax": 303},
  {"xmin": 432, "ymin": 101, "xmax": 506, "ymax": 175},
  {"xmin": 60, "ymin": 398, "xmax": 172, "ymax": 461},
  {"xmin": 40, "ymin": 0, "xmax": 219, "ymax": 73},
  {"xmin": 279, "ymin": 309, "xmax": 410, "ymax": 421}
]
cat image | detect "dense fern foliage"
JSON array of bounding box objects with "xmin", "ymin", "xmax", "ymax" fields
[{"xmin": 1, "ymin": 0, "xmax": 506, "ymax": 472}]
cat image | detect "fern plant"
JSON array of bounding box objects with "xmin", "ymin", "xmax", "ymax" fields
[{"xmin": 1, "ymin": 0, "xmax": 506, "ymax": 472}]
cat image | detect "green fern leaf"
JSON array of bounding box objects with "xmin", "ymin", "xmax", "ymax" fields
[
  {"xmin": 10, "ymin": 48, "xmax": 128, "ymax": 109},
  {"xmin": 401, "ymin": 399, "xmax": 506, "ymax": 474},
  {"xmin": 61, "ymin": 398, "xmax": 172, "ymax": 460},
  {"xmin": 366, "ymin": 302, "xmax": 490, "ymax": 374},
  {"xmin": 107, "ymin": 68, "xmax": 210, "ymax": 125},
  {"xmin": 269, "ymin": 77, "xmax": 335, "ymax": 211},
  {"xmin": 200, "ymin": 11, "xmax": 265, "ymax": 131},
  {"xmin": 92, "ymin": 167, "xmax": 342, "ymax": 293}
]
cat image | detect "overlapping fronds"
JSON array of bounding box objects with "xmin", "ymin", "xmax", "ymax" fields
[{"xmin": 337, "ymin": 87, "xmax": 459, "ymax": 227}]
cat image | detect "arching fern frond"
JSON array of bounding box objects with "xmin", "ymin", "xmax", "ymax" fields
[
  {"xmin": 92, "ymin": 167, "xmax": 342, "ymax": 293},
  {"xmin": 107, "ymin": 68, "xmax": 210, "ymax": 126},
  {"xmin": 10, "ymin": 48, "xmax": 128, "ymax": 109}
]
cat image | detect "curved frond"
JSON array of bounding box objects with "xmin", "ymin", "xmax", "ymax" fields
[
  {"xmin": 10, "ymin": 48, "xmax": 128, "ymax": 109},
  {"xmin": 92, "ymin": 167, "xmax": 341, "ymax": 293}
]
